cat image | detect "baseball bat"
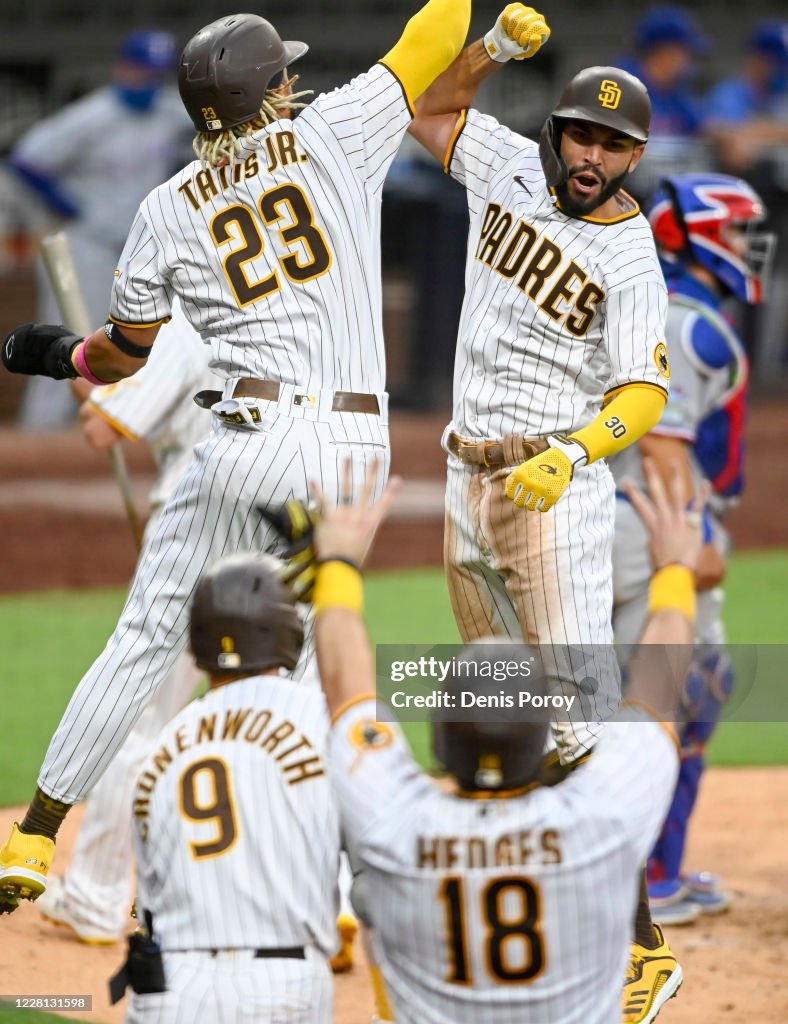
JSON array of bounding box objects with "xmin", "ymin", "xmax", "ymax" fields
[{"xmin": 40, "ymin": 232, "xmax": 145, "ymax": 552}]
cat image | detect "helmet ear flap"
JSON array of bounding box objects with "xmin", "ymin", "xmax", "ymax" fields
[
  {"xmin": 539, "ymin": 117, "xmax": 566, "ymax": 188},
  {"xmin": 652, "ymin": 178, "xmax": 691, "ymax": 256}
]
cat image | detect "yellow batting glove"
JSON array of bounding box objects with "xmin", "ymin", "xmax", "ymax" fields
[
  {"xmin": 504, "ymin": 436, "xmax": 587, "ymax": 512},
  {"xmin": 484, "ymin": 4, "xmax": 551, "ymax": 63}
]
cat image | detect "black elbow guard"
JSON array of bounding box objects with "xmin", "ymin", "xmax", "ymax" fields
[{"xmin": 2, "ymin": 322, "xmax": 82, "ymax": 380}]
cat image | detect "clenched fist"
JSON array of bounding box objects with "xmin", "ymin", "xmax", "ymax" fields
[{"xmin": 484, "ymin": 4, "xmax": 551, "ymax": 63}]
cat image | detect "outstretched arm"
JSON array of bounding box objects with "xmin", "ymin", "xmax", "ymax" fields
[
  {"xmin": 621, "ymin": 458, "xmax": 707, "ymax": 723},
  {"xmin": 408, "ymin": 4, "xmax": 551, "ymax": 162},
  {"xmin": 311, "ymin": 463, "xmax": 401, "ymax": 718},
  {"xmin": 380, "ymin": 0, "xmax": 472, "ymax": 111}
]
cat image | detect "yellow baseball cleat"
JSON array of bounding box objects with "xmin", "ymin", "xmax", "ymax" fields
[
  {"xmin": 621, "ymin": 925, "xmax": 683, "ymax": 1023},
  {"xmin": 329, "ymin": 913, "xmax": 359, "ymax": 974},
  {"xmin": 0, "ymin": 823, "xmax": 54, "ymax": 913}
]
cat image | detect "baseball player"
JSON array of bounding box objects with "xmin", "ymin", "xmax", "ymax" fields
[
  {"xmin": 0, "ymin": 0, "xmax": 472, "ymax": 912},
  {"xmin": 297, "ymin": 457, "xmax": 704, "ymax": 1024},
  {"xmin": 612, "ymin": 172, "xmax": 775, "ymax": 927},
  {"xmin": 407, "ymin": 10, "xmax": 681, "ymax": 1018},
  {"xmin": 115, "ymin": 551, "xmax": 339, "ymax": 1023},
  {"xmin": 408, "ymin": 5, "xmax": 670, "ymax": 766},
  {"xmin": 8, "ymin": 29, "xmax": 190, "ymax": 429},
  {"xmin": 36, "ymin": 305, "xmax": 214, "ymax": 943}
]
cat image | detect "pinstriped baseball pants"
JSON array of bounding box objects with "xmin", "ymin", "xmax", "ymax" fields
[
  {"xmin": 125, "ymin": 948, "xmax": 333, "ymax": 1024},
  {"xmin": 38, "ymin": 409, "xmax": 389, "ymax": 804},
  {"xmin": 444, "ymin": 455, "xmax": 621, "ymax": 761}
]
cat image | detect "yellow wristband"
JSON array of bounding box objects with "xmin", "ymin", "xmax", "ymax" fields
[
  {"xmin": 313, "ymin": 560, "xmax": 364, "ymax": 616},
  {"xmin": 648, "ymin": 564, "xmax": 696, "ymax": 623}
]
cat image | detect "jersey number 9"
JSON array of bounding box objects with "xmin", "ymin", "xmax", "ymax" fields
[
  {"xmin": 440, "ymin": 875, "xmax": 546, "ymax": 985},
  {"xmin": 211, "ymin": 184, "xmax": 333, "ymax": 308},
  {"xmin": 179, "ymin": 757, "xmax": 239, "ymax": 860}
]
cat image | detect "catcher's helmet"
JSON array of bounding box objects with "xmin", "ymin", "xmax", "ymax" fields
[
  {"xmin": 649, "ymin": 173, "xmax": 776, "ymax": 303},
  {"xmin": 539, "ymin": 66, "xmax": 651, "ymax": 187},
  {"xmin": 178, "ymin": 13, "xmax": 308, "ymax": 132},
  {"xmin": 190, "ymin": 553, "xmax": 304, "ymax": 674},
  {"xmin": 432, "ymin": 643, "xmax": 549, "ymax": 792}
]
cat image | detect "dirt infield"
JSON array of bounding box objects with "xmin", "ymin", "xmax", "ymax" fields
[
  {"xmin": 1, "ymin": 768, "xmax": 786, "ymax": 1023},
  {"xmin": 1, "ymin": 400, "xmax": 788, "ymax": 593},
  {"xmin": 1, "ymin": 405, "xmax": 787, "ymax": 1021}
]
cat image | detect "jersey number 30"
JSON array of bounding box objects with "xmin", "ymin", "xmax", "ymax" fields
[
  {"xmin": 441, "ymin": 875, "xmax": 545, "ymax": 985},
  {"xmin": 211, "ymin": 184, "xmax": 333, "ymax": 308}
]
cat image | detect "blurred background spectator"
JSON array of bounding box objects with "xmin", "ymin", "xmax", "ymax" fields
[
  {"xmin": 704, "ymin": 20, "xmax": 788, "ymax": 371},
  {"xmin": 615, "ymin": 5, "xmax": 711, "ymax": 201},
  {"xmin": 5, "ymin": 29, "xmax": 191, "ymax": 428}
]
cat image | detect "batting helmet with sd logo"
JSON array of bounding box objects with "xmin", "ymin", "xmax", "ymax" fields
[
  {"xmin": 178, "ymin": 13, "xmax": 308, "ymax": 132},
  {"xmin": 190, "ymin": 553, "xmax": 304, "ymax": 674},
  {"xmin": 539, "ymin": 66, "xmax": 652, "ymax": 187}
]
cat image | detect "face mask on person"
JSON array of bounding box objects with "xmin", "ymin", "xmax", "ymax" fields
[{"xmin": 116, "ymin": 83, "xmax": 159, "ymax": 113}]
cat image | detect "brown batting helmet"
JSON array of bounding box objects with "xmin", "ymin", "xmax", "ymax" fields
[
  {"xmin": 432, "ymin": 642, "xmax": 549, "ymax": 792},
  {"xmin": 189, "ymin": 553, "xmax": 304, "ymax": 674},
  {"xmin": 539, "ymin": 66, "xmax": 651, "ymax": 187},
  {"xmin": 178, "ymin": 13, "xmax": 308, "ymax": 132}
]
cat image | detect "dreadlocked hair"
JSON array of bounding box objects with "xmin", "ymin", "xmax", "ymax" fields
[{"xmin": 194, "ymin": 75, "xmax": 313, "ymax": 167}]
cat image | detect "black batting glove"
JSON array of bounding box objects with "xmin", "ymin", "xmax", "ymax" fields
[
  {"xmin": 259, "ymin": 498, "xmax": 321, "ymax": 603},
  {"xmin": 2, "ymin": 323, "xmax": 82, "ymax": 379}
]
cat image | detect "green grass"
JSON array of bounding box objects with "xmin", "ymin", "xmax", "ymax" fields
[{"xmin": 1, "ymin": 551, "xmax": 787, "ymax": 806}]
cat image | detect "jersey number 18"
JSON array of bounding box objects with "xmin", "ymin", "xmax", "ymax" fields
[{"xmin": 440, "ymin": 875, "xmax": 546, "ymax": 985}]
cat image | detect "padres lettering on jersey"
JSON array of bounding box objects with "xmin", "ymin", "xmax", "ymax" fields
[
  {"xmin": 330, "ymin": 699, "xmax": 677, "ymax": 1024},
  {"xmin": 446, "ymin": 109, "xmax": 668, "ymax": 440},
  {"xmin": 475, "ymin": 202, "xmax": 605, "ymax": 336},
  {"xmin": 132, "ymin": 676, "xmax": 339, "ymax": 954}
]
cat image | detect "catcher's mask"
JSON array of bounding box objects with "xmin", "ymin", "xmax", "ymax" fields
[
  {"xmin": 539, "ymin": 66, "xmax": 651, "ymax": 188},
  {"xmin": 649, "ymin": 172, "xmax": 776, "ymax": 304},
  {"xmin": 178, "ymin": 13, "xmax": 308, "ymax": 132},
  {"xmin": 190, "ymin": 553, "xmax": 304, "ymax": 674},
  {"xmin": 432, "ymin": 642, "xmax": 549, "ymax": 793}
]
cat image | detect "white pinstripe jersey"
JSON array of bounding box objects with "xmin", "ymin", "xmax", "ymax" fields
[
  {"xmin": 89, "ymin": 301, "xmax": 216, "ymax": 509},
  {"xmin": 330, "ymin": 701, "xmax": 677, "ymax": 1024},
  {"xmin": 132, "ymin": 675, "xmax": 340, "ymax": 954},
  {"xmin": 446, "ymin": 109, "xmax": 669, "ymax": 440},
  {"xmin": 110, "ymin": 64, "xmax": 411, "ymax": 392}
]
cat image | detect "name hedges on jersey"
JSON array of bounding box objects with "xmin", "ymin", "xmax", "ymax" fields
[
  {"xmin": 476, "ymin": 201, "xmax": 605, "ymax": 337},
  {"xmin": 418, "ymin": 828, "xmax": 563, "ymax": 870}
]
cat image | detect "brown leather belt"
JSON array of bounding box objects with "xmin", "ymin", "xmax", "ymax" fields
[
  {"xmin": 196, "ymin": 379, "xmax": 379, "ymax": 415},
  {"xmin": 447, "ymin": 431, "xmax": 549, "ymax": 468},
  {"xmin": 206, "ymin": 946, "xmax": 305, "ymax": 959}
]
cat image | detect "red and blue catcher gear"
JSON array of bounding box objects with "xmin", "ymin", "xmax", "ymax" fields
[
  {"xmin": 648, "ymin": 651, "xmax": 734, "ymax": 884},
  {"xmin": 649, "ymin": 172, "xmax": 776, "ymax": 304},
  {"xmin": 663, "ymin": 267, "xmax": 749, "ymax": 498}
]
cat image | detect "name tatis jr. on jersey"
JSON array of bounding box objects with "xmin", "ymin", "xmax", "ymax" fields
[
  {"xmin": 134, "ymin": 704, "xmax": 325, "ymax": 839},
  {"xmin": 178, "ymin": 130, "xmax": 309, "ymax": 212},
  {"xmin": 476, "ymin": 200, "xmax": 604, "ymax": 337}
]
